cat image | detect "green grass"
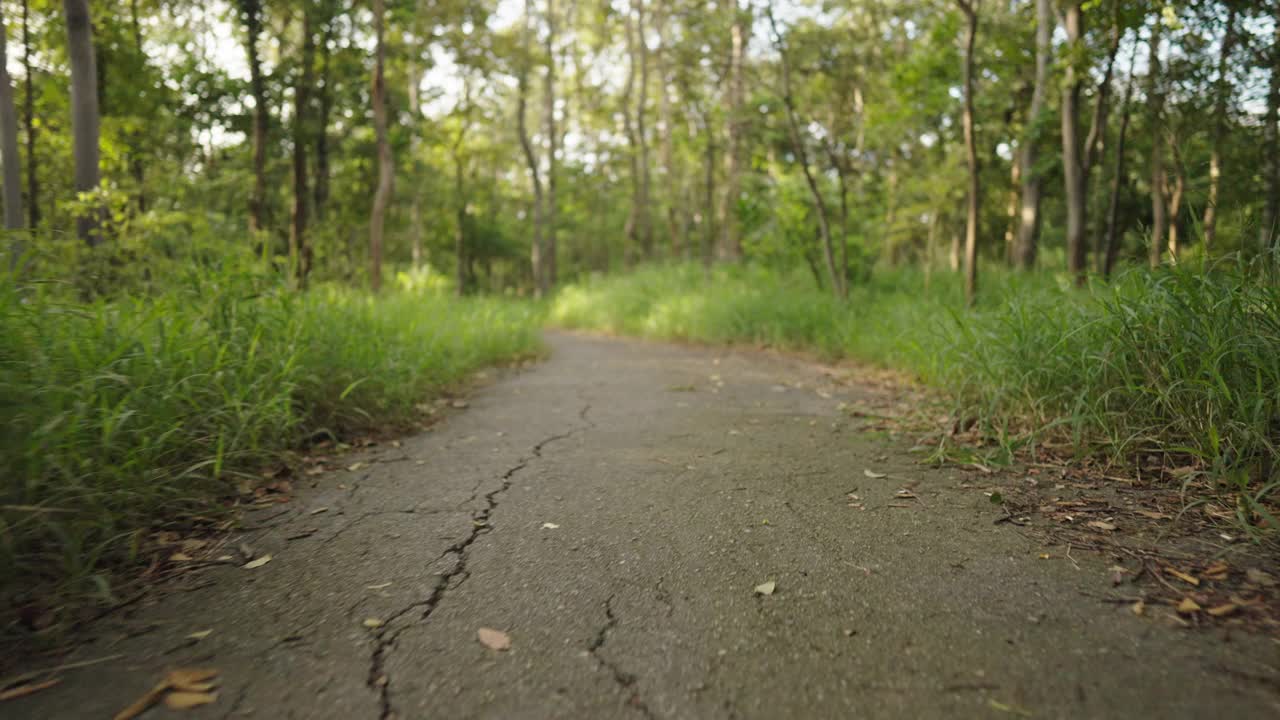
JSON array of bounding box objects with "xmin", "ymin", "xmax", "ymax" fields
[
  {"xmin": 551, "ymin": 262, "xmax": 1280, "ymax": 533},
  {"xmin": 0, "ymin": 270, "xmax": 541, "ymax": 611}
]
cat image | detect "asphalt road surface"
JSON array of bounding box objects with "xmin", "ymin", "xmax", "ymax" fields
[{"xmin": 11, "ymin": 332, "xmax": 1278, "ymax": 719}]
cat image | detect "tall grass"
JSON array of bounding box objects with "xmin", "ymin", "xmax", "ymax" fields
[
  {"xmin": 551, "ymin": 262, "xmax": 1279, "ymax": 531},
  {"xmin": 0, "ymin": 271, "xmax": 541, "ymax": 607}
]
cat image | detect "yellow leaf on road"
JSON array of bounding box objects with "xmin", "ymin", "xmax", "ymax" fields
[
  {"xmin": 164, "ymin": 691, "xmax": 218, "ymax": 710},
  {"xmin": 243, "ymin": 554, "xmax": 272, "ymax": 569},
  {"xmin": 754, "ymin": 580, "xmax": 777, "ymax": 596},
  {"xmin": 478, "ymin": 627, "xmax": 512, "ymax": 651}
]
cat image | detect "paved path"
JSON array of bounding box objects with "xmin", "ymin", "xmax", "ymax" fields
[{"xmin": 12, "ymin": 332, "xmax": 1278, "ymax": 719}]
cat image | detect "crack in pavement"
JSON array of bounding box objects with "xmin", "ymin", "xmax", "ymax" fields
[
  {"xmin": 587, "ymin": 595, "xmax": 655, "ymax": 719},
  {"xmin": 366, "ymin": 404, "xmax": 592, "ymax": 720}
]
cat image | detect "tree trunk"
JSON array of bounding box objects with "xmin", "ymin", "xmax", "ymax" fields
[
  {"xmin": 21, "ymin": 0, "xmax": 36, "ymax": 230},
  {"xmin": 1166, "ymin": 138, "xmax": 1184, "ymax": 261},
  {"xmin": 718, "ymin": 0, "xmax": 745, "ymax": 262},
  {"xmin": 1101, "ymin": 49, "xmax": 1138, "ymax": 277},
  {"xmin": 655, "ymin": 0, "xmax": 681, "ymax": 257},
  {"xmin": 700, "ymin": 106, "xmax": 716, "ymax": 276},
  {"xmin": 63, "ymin": 0, "xmax": 101, "ymax": 246},
  {"xmin": 1204, "ymin": 4, "xmax": 1236, "ymax": 250},
  {"xmin": 958, "ymin": 1, "xmax": 980, "ymax": 307},
  {"xmin": 767, "ymin": 5, "xmax": 843, "ymax": 298},
  {"xmin": 239, "ymin": 0, "xmax": 268, "ymax": 235},
  {"xmin": 0, "ymin": 5, "xmax": 24, "ymax": 234},
  {"xmin": 1014, "ymin": 0, "xmax": 1051, "ymax": 270},
  {"xmin": 1265, "ymin": 20, "xmax": 1280, "ymax": 251},
  {"xmin": 518, "ymin": 0, "xmax": 545, "ymax": 295},
  {"xmin": 621, "ymin": 6, "xmax": 641, "ymax": 263},
  {"xmin": 289, "ymin": 7, "xmax": 315, "ymax": 287},
  {"xmin": 1061, "ymin": 2, "xmax": 1087, "ymax": 283},
  {"xmin": 1003, "ymin": 149, "xmax": 1019, "ymax": 266},
  {"xmin": 407, "ymin": 59, "xmax": 423, "ymax": 269},
  {"xmin": 545, "ymin": 0, "xmax": 559, "ymax": 287},
  {"xmin": 1147, "ymin": 15, "xmax": 1166, "ymax": 268},
  {"xmin": 314, "ymin": 10, "xmax": 335, "ymax": 223},
  {"xmin": 452, "ymin": 84, "xmax": 473, "ymax": 296},
  {"xmin": 634, "ymin": 0, "xmax": 652, "ymax": 257},
  {"xmin": 369, "ymin": 0, "xmax": 392, "ymax": 292}
]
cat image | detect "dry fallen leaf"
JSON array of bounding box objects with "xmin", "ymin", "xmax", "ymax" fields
[
  {"xmin": 0, "ymin": 678, "xmax": 60, "ymax": 702},
  {"xmin": 164, "ymin": 691, "xmax": 218, "ymax": 710},
  {"xmin": 1206, "ymin": 603, "xmax": 1239, "ymax": 617},
  {"xmin": 309, "ymin": 507, "xmax": 329, "ymax": 515},
  {"xmin": 169, "ymin": 552, "xmax": 194, "ymax": 562},
  {"xmin": 451, "ymin": 400, "xmax": 469, "ymax": 409},
  {"xmin": 347, "ymin": 462, "xmax": 364, "ymax": 472},
  {"xmin": 541, "ymin": 522, "xmax": 560, "ymax": 529},
  {"xmin": 1176, "ymin": 597, "xmax": 1202, "ymax": 615},
  {"xmin": 754, "ymin": 580, "xmax": 777, "ymax": 596},
  {"xmin": 1202, "ymin": 561, "xmax": 1230, "ymax": 581},
  {"xmin": 477, "ymin": 627, "xmax": 511, "ymax": 651},
  {"xmin": 1087, "ymin": 521, "xmax": 1117, "ymax": 532},
  {"xmin": 863, "ymin": 469, "xmax": 887, "ymax": 479},
  {"xmin": 167, "ymin": 669, "xmax": 219, "ymax": 691},
  {"xmin": 367, "ymin": 582, "xmax": 393, "ymax": 590},
  {"xmin": 187, "ymin": 629, "xmax": 212, "ymax": 641},
  {"xmin": 1131, "ymin": 600, "xmax": 1145, "ymax": 616},
  {"xmin": 242, "ymin": 554, "xmax": 272, "ymax": 569},
  {"xmin": 1166, "ymin": 568, "xmax": 1201, "ymax": 587},
  {"xmin": 363, "ymin": 618, "xmax": 385, "ymax": 629}
]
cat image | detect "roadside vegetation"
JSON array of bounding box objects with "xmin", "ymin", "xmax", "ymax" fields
[
  {"xmin": 0, "ymin": 263, "xmax": 540, "ymax": 616},
  {"xmin": 551, "ymin": 260, "xmax": 1280, "ymax": 535}
]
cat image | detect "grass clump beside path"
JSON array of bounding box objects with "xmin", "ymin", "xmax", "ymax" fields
[
  {"xmin": 0, "ymin": 273, "xmax": 541, "ymax": 611},
  {"xmin": 550, "ymin": 262, "xmax": 1280, "ymax": 532}
]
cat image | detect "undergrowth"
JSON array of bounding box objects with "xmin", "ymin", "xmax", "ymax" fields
[
  {"xmin": 0, "ymin": 269, "xmax": 541, "ymax": 614},
  {"xmin": 550, "ymin": 261, "xmax": 1279, "ymax": 534}
]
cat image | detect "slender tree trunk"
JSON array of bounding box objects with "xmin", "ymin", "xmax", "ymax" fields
[
  {"xmin": 1061, "ymin": 2, "xmax": 1087, "ymax": 283},
  {"xmin": 1204, "ymin": 4, "xmax": 1236, "ymax": 250},
  {"xmin": 21, "ymin": 0, "xmax": 36, "ymax": 230},
  {"xmin": 407, "ymin": 60, "xmax": 423, "ymax": 269},
  {"xmin": 127, "ymin": 0, "xmax": 147, "ymax": 212},
  {"xmin": 1148, "ymin": 15, "xmax": 1167, "ymax": 268},
  {"xmin": 634, "ymin": 0, "xmax": 652, "ymax": 256},
  {"xmin": 700, "ymin": 106, "xmax": 717, "ymax": 276},
  {"xmin": 1101, "ymin": 49, "xmax": 1138, "ymax": 277},
  {"xmin": 0, "ymin": 6, "xmax": 24, "ymax": 235},
  {"xmin": 957, "ymin": 0, "xmax": 980, "ymax": 306},
  {"xmin": 1014, "ymin": 0, "xmax": 1051, "ymax": 269},
  {"xmin": 289, "ymin": 7, "xmax": 315, "ymax": 287},
  {"xmin": 314, "ymin": 11, "xmax": 335, "ymax": 223},
  {"xmin": 718, "ymin": 0, "xmax": 746, "ymax": 261},
  {"xmin": 1083, "ymin": 17, "xmax": 1122, "ymax": 180},
  {"xmin": 452, "ymin": 84, "xmax": 473, "ymax": 296},
  {"xmin": 63, "ymin": 0, "xmax": 101, "ymax": 246},
  {"xmin": 621, "ymin": 6, "xmax": 641, "ymax": 263},
  {"xmin": 1166, "ymin": 138, "xmax": 1184, "ymax": 261},
  {"xmin": 369, "ymin": 0, "xmax": 392, "ymax": 292},
  {"xmin": 655, "ymin": 0, "xmax": 681, "ymax": 256},
  {"xmin": 545, "ymin": 0, "xmax": 559, "ymax": 287},
  {"xmin": 518, "ymin": 0, "xmax": 545, "ymax": 295},
  {"xmin": 239, "ymin": 0, "xmax": 268, "ymax": 235},
  {"xmin": 1265, "ymin": 20, "xmax": 1280, "ymax": 251},
  {"xmin": 767, "ymin": 5, "xmax": 843, "ymax": 298}
]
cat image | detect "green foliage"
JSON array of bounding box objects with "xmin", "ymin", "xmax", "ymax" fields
[
  {"xmin": 0, "ymin": 271, "xmax": 541, "ymax": 608},
  {"xmin": 551, "ymin": 261, "xmax": 1279, "ymax": 533}
]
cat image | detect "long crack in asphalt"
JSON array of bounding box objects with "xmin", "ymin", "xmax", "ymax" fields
[
  {"xmin": 587, "ymin": 595, "xmax": 655, "ymax": 719},
  {"xmin": 367, "ymin": 404, "xmax": 593, "ymax": 719}
]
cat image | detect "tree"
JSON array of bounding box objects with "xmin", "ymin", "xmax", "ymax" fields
[
  {"xmin": 544, "ymin": 0, "xmax": 559, "ymax": 288},
  {"xmin": 21, "ymin": 0, "xmax": 36, "ymax": 230},
  {"xmin": 0, "ymin": 5, "xmax": 24, "ymax": 234},
  {"xmin": 237, "ymin": 0, "xmax": 269, "ymax": 236},
  {"xmin": 1008, "ymin": 0, "xmax": 1049, "ymax": 270},
  {"xmin": 956, "ymin": 0, "xmax": 981, "ymax": 306},
  {"xmin": 1203, "ymin": 2, "xmax": 1237, "ymax": 250},
  {"xmin": 369, "ymin": 0, "xmax": 392, "ymax": 292},
  {"xmin": 1147, "ymin": 11, "xmax": 1166, "ymax": 268},
  {"xmin": 1061, "ymin": 2, "xmax": 1087, "ymax": 283},
  {"xmin": 290, "ymin": 5, "xmax": 317, "ymax": 287},
  {"xmin": 1265, "ymin": 17, "xmax": 1280, "ymax": 250},
  {"xmin": 518, "ymin": 0, "xmax": 546, "ymax": 295},
  {"xmin": 63, "ymin": 0, "xmax": 102, "ymax": 246},
  {"xmin": 718, "ymin": 0, "xmax": 746, "ymax": 262}
]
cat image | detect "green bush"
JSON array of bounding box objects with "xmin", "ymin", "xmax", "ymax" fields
[{"xmin": 0, "ymin": 271, "xmax": 541, "ymax": 605}]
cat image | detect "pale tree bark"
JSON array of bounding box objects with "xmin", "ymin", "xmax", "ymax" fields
[
  {"xmin": 957, "ymin": 0, "xmax": 980, "ymax": 307},
  {"xmin": 1148, "ymin": 14, "xmax": 1167, "ymax": 267},
  {"xmin": 766, "ymin": 5, "xmax": 844, "ymax": 298},
  {"xmin": 451, "ymin": 83, "xmax": 473, "ymax": 296},
  {"xmin": 369, "ymin": 0, "xmax": 393, "ymax": 292},
  {"xmin": 544, "ymin": 0, "xmax": 559, "ymax": 287},
  {"xmin": 717, "ymin": 0, "xmax": 746, "ymax": 261},
  {"xmin": 1061, "ymin": 2, "xmax": 1087, "ymax": 283},
  {"xmin": 1101, "ymin": 48, "xmax": 1138, "ymax": 277},
  {"xmin": 518, "ymin": 0, "xmax": 545, "ymax": 295},
  {"xmin": 315, "ymin": 8, "xmax": 336, "ymax": 223},
  {"xmin": 407, "ymin": 59, "xmax": 423, "ymax": 268},
  {"xmin": 290, "ymin": 6, "xmax": 315, "ymax": 287},
  {"xmin": 655, "ymin": 0, "xmax": 682, "ymax": 256},
  {"xmin": 238, "ymin": 0, "xmax": 268, "ymax": 236},
  {"xmin": 1003, "ymin": 145, "xmax": 1019, "ymax": 265},
  {"xmin": 1014, "ymin": 0, "xmax": 1051, "ymax": 269},
  {"xmin": 1203, "ymin": 3, "xmax": 1236, "ymax": 250},
  {"xmin": 634, "ymin": 0, "xmax": 652, "ymax": 257},
  {"xmin": 21, "ymin": 0, "xmax": 36, "ymax": 229},
  {"xmin": 63, "ymin": 0, "xmax": 101, "ymax": 246},
  {"xmin": 1265, "ymin": 20, "xmax": 1280, "ymax": 250},
  {"xmin": 0, "ymin": 5, "xmax": 24, "ymax": 235},
  {"xmin": 1166, "ymin": 137, "xmax": 1185, "ymax": 261}
]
